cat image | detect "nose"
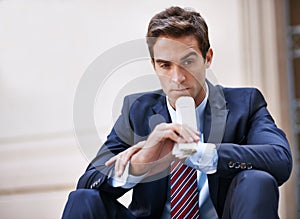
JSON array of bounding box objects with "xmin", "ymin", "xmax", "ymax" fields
[{"xmin": 171, "ymin": 65, "xmax": 186, "ymax": 84}]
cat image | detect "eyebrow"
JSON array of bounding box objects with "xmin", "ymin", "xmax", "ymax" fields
[
  {"xmin": 180, "ymin": 51, "xmax": 198, "ymax": 61},
  {"xmin": 154, "ymin": 59, "xmax": 171, "ymax": 64},
  {"xmin": 154, "ymin": 51, "xmax": 198, "ymax": 64},
  {"xmin": 154, "ymin": 51, "xmax": 198, "ymax": 63}
]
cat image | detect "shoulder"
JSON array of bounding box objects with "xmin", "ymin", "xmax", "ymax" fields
[
  {"xmin": 207, "ymin": 81, "xmax": 266, "ymax": 108},
  {"xmin": 221, "ymin": 86, "xmax": 266, "ymax": 103},
  {"xmin": 126, "ymin": 89, "xmax": 165, "ymax": 100},
  {"xmin": 124, "ymin": 89, "xmax": 166, "ymax": 107},
  {"xmin": 207, "ymin": 81, "xmax": 267, "ymax": 110},
  {"xmin": 222, "ymin": 86, "xmax": 261, "ymax": 97},
  {"xmin": 220, "ymin": 86, "xmax": 267, "ymax": 112},
  {"xmin": 119, "ymin": 89, "xmax": 167, "ymax": 121},
  {"xmin": 121, "ymin": 89, "xmax": 167, "ymax": 139}
]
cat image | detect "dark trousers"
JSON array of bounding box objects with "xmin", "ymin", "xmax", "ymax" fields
[
  {"xmin": 62, "ymin": 170, "xmax": 279, "ymax": 219},
  {"xmin": 61, "ymin": 189, "xmax": 136, "ymax": 219}
]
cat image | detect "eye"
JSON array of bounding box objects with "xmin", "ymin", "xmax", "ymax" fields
[
  {"xmin": 160, "ymin": 63, "xmax": 171, "ymax": 69},
  {"xmin": 182, "ymin": 59, "xmax": 194, "ymax": 66}
]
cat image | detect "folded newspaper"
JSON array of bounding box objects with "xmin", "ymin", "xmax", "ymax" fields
[
  {"xmin": 172, "ymin": 142, "xmax": 198, "ymax": 159},
  {"xmin": 171, "ymin": 96, "xmax": 199, "ymax": 159}
]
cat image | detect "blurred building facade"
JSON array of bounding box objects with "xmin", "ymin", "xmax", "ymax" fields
[{"xmin": 0, "ymin": 0, "xmax": 298, "ymax": 218}]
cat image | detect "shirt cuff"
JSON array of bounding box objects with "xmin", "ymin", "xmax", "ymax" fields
[
  {"xmin": 185, "ymin": 142, "xmax": 218, "ymax": 174},
  {"xmin": 108, "ymin": 161, "xmax": 148, "ymax": 189}
]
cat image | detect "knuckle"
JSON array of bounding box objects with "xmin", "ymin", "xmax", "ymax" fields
[{"xmin": 158, "ymin": 122, "xmax": 168, "ymax": 129}]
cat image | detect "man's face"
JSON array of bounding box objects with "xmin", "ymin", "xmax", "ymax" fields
[{"xmin": 152, "ymin": 35, "xmax": 213, "ymax": 108}]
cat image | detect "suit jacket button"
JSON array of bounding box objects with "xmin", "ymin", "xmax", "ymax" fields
[
  {"xmin": 234, "ymin": 162, "xmax": 240, "ymax": 169},
  {"xmin": 240, "ymin": 163, "xmax": 247, "ymax": 169},
  {"xmin": 228, "ymin": 161, "xmax": 234, "ymax": 168},
  {"xmin": 247, "ymin": 163, "xmax": 253, "ymax": 169}
]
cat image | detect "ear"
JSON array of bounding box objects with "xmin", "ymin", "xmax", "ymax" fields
[{"xmin": 205, "ymin": 48, "xmax": 213, "ymax": 68}]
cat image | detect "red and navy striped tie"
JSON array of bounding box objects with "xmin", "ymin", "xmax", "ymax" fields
[{"xmin": 170, "ymin": 161, "xmax": 199, "ymax": 219}]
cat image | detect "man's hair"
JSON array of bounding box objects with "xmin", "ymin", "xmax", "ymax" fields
[{"xmin": 146, "ymin": 6, "xmax": 210, "ymax": 60}]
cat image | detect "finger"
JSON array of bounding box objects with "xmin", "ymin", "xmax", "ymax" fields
[
  {"xmin": 170, "ymin": 124, "xmax": 200, "ymax": 142},
  {"xmin": 135, "ymin": 140, "xmax": 146, "ymax": 148},
  {"xmin": 115, "ymin": 146, "xmax": 141, "ymax": 176},
  {"xmin": 160, "ymin": 124, "xmax": 189, "ymax": 142},
  {"xmin": 105, "ymin": 155, "xmax": 118, "ymax": 166},
  {"xmin": 180, "ymin": 125, "xmax": 200, "ymax": 142},
  {"xmin": 110, "ymin": 141, "xmax": 145, "ymax": 175},
  {"xmin": 115, "ymin": 155, "xmax": 125, "ymax": 177},
  {"xmin": 117, "ymin": 147, "xmax": 141, "ymax": 176},
  {"xmin": 162, "ymin": 129, "xmax": 186, "ymax": 143},
  {"xmin": 183, "ymin": 124, "xmax": 200, "ymax": 137},
  {"xmin": 116, "ymin": 157, "xmax": 124, "ymax": 177}
]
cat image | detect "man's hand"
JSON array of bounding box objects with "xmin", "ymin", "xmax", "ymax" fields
[
  {"xmin": 105, "ymin": 123, "xmax": 200, "ymax": 177},
  {"xmin": 130, "ymin": 123, "xmax": 200, "ymax": 176},
  {"xmin": 105, "ymin": 141, "xmax": 146, "ymax": 177}
]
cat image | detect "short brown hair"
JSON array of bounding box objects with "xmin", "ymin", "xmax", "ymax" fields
[{"xmin": 146, "ymin": 6, "xmax": 210, "ymax": 60}]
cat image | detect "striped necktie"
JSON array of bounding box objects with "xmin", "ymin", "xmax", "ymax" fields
[{"xmin": 170, "ymin": 160, "xmax": 199, "ymax": 219}]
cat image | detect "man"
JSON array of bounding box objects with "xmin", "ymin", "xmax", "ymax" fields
[{"xmin": 62, "ymin": 6, "xmax": 292, "ymax": 219}]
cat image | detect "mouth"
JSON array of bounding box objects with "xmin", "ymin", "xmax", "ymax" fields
[
  {"xmin": 171, "ymin": 88, "xmax": 190, "ymax": 93},
  {"xmin": 170, "ymin": 88, "xmax": 192, "ymax": 98}
]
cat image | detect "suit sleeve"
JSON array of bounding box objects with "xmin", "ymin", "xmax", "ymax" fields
[
  {"xmin": 76, "ymin": 95, "xmax": 135, "ymax": 198},
  {"xmin": 216, "ymin": 88, "xmax": 292, "ymax": 186}
]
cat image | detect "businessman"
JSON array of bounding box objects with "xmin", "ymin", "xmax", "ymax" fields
[{"xmin": 62, "ymin": 6, "xmax": 292, "ymax": 219}]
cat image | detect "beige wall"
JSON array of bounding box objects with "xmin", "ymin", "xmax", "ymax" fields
[{"xmin": 0, "ymin": 0, "xmax": 295, "ymax": 218}]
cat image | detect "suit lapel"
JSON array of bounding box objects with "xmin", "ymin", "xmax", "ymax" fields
[
  {"xmin": 204, "ymin": 81, "xmax": 229, "ymax": 211},
  {"xmin": 204, "ymin": 81, "xmax": 228, "ymax": 143}
]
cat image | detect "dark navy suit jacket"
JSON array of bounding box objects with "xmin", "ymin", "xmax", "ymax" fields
[{"xmin": 77, "ymin": 82, "xmax": 292, "ymax": 218}]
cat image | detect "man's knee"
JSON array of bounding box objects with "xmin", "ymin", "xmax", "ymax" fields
[
  {"xmin": 223, "ymin": 170, "xmax": 279, "ymax": 219},
  {"xmin": 234, "ymin": 170, "xmax": 278, "ymax": 190},
  {"xmin": 62, "ymin": 189, "xmax": 103, "ymax": 219},
  {"xmin": 62, "ymin": 189, "xmax": 133, "ymax": 219},
  {"xmin": 68, "ymin": 189, "xmax": 100, "ymax": 203}
]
